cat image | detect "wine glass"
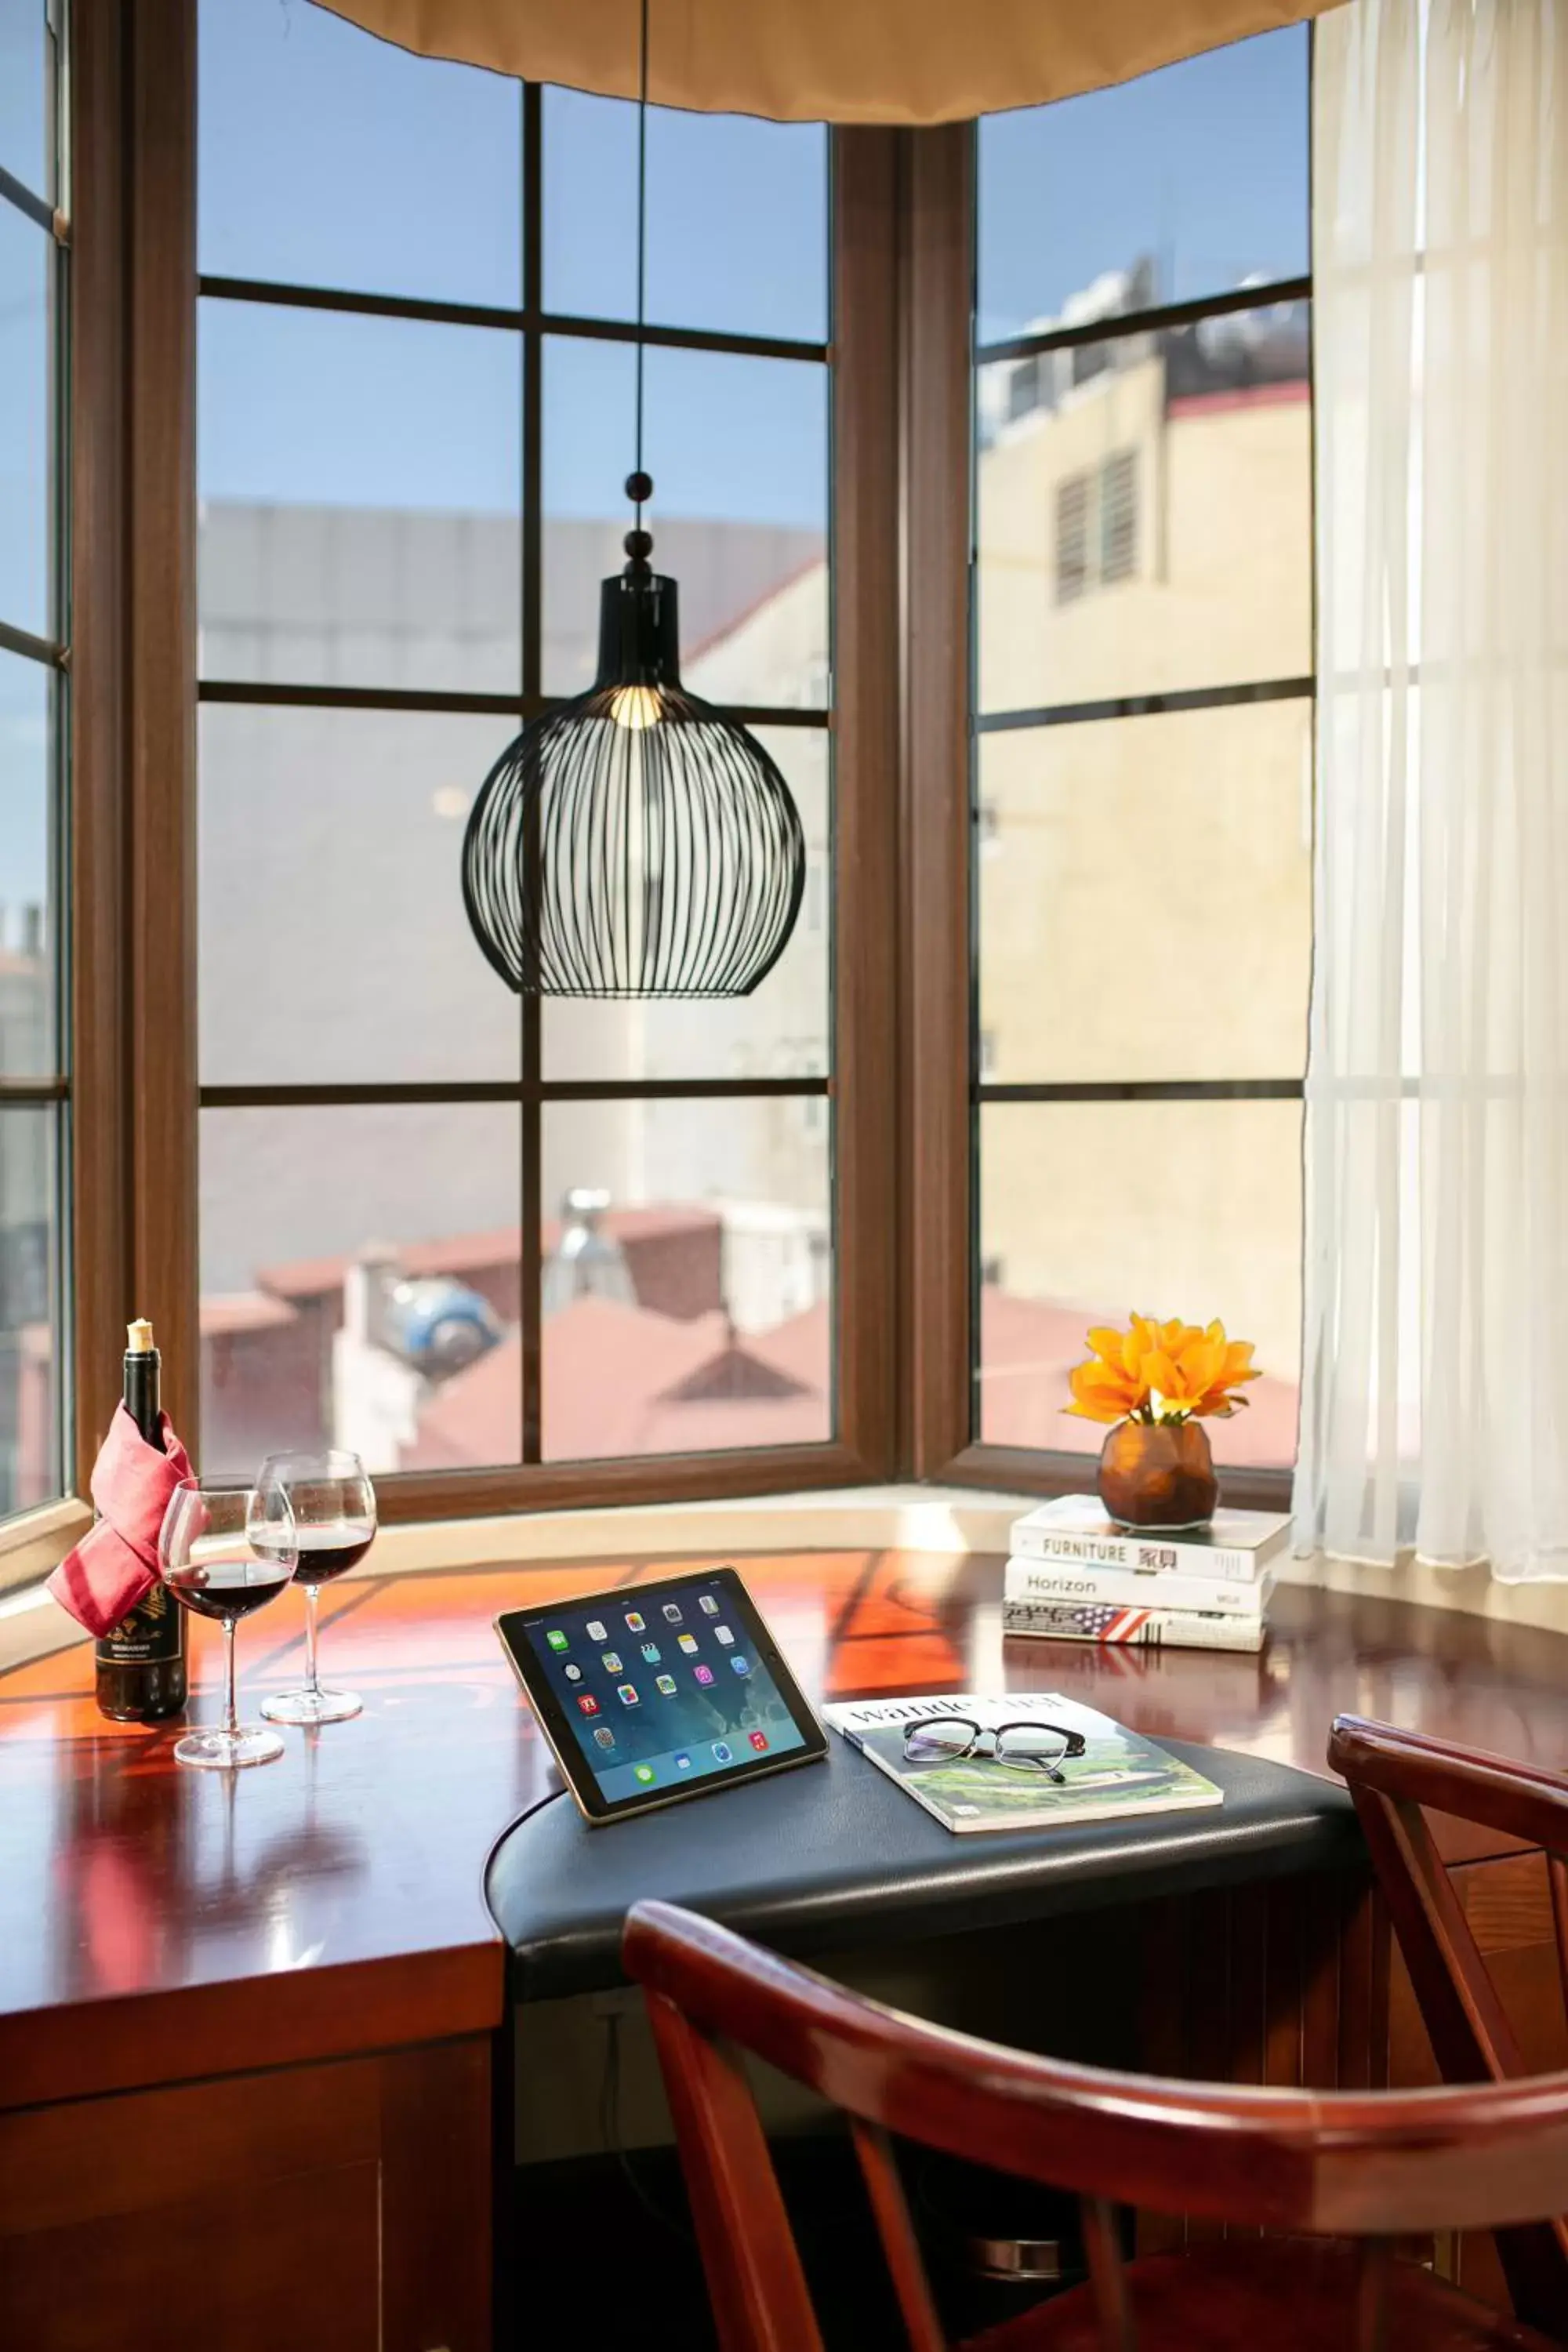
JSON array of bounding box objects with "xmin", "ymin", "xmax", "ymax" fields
[
  {"xmin": 257, "ymin": 1450, "xmax": 376, "ymax": 1727},
  {"xmin": 158, "ymin": 1476, "xmax": 299, "ymax": 1770}
]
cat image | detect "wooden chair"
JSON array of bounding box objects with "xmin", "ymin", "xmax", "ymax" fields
[
  {"xmin": 1330, "ymin": 1711, "xmax": 1568, "ymax": 2339},
  {"xmin": 623, "ymin": 1896, "xmax": 1568, "ymax": 2352}
]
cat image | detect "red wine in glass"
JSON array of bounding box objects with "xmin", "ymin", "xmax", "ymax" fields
[
  {"xmin": 158, "ymin": 1476, "xmax": 298, "ymax": 1771},
  {"xmin": 259, "ymin": 1452, "xmax": 377, "ymax": 1727},
  {"xmin": 166, "ymin": 1559, "xmax": 296, "ymax": 1622},
  {"xmin": 290, "ymin": 1522, "xmax": 377, "ymax": 1589}
]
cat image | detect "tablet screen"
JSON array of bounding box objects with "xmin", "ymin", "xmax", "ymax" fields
[{"xmin": 499, "ymin": 1566, "xmax": 825, "ymax": 1819}]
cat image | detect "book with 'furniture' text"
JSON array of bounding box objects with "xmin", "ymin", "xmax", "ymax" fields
[{"xmin": 1009, "ymin": 1494, "xmax": 1290, "ymax": 1583}]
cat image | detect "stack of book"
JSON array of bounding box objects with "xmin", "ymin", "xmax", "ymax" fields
[{"xmin": 1001, "ymin": 1494, "xmax": 1290, "ymax": 1653}]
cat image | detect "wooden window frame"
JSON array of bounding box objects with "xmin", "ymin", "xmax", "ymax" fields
[
  {"xmin": 0, "ymin": 0, "xmax": 73, "ymax": 1542},
  {"xmin": 60, "ymin": 15, "xmax": 1301, "ymax": 1533},
  {"xmin": 912, "ymin": 109, "xmax": 1310, "ymax": 1514},
  {"xmin": 67, "ymin": 0, "xmax": 902, "ymax": 1524}
]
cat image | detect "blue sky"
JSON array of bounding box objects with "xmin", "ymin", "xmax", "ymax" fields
[{"xmin": 194, "ymin": 0, "xmax": 1308, "ymax": 528}]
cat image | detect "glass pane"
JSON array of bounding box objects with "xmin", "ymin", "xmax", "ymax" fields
[
  {"xmin": 200, "ymin": 1103, "xmax": 521, "ymax": 1476},
  {"xmin": 541, "ymin": 1096, "xmax": 832, "ymax": 1460},
  {"xmin": 0, "ymin": 650, "xmax": 55, "ymax": 1076},
  {"xmin": 198, "ymin": 706, "xmax": 523, "ymax": 1085},
  {"xmin": 0, "ymin": 201, "xmax": 52, "ymax": 637},
  {"xmin": 543, "ymin": 728, "xmax": 829, "ymax": 1081},
  {"xmin": 0, "ymin": 1106, "xmax": 61, "ymax": 1510},
  {"xmin": 977, "ymin": 1099, "xmax": 1300, "ymax": 1468},
  {"xmin": 198, "ymin": 0, "xmax": 522, "ymax": 307},
  {"xmin": 977, "ymin": 27, "xmax": 1308, "ymax": 348},
  {"xmin": 0, "ymin": 0, "xmax": 50, "ymax": 203},
  {"xmin": 198, "ymin": 300, "xmax": 522, "ymax": 691},
  {"xmin": 976, "ymin": 702, "xmax": 1311, "ymax": 1084},
  {"xmin": 543, "ymin": 337, "xmax": 827, "ymax": 703},
  {"xmin": 543, "ymin": 90, "xmax": 826, "ymax": 343},
  {"xmin": 976, "ymin": 303, "xmax": 1311, "ymax": 712}
]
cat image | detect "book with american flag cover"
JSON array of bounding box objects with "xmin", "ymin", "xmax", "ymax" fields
[
  {"xmin": 1001, "ymin": 1596, "xmax": 1267, "ymax": 1653},
  {"xmin": 1010, "ymin": 1495, "xmax": 1289, "ymax": 1582},
  {"xmin": 822, "ymin": 1691, "xmax": 1222, "ymax": 1834},
  {"xmin": 1004, "ymin": 1555, "xmax": 1272, "ymax": 1618}
]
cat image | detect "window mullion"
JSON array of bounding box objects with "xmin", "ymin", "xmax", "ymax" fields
[{"xmin": 521, "ymin": 78, "xmax": 543, "ymax": 1467}]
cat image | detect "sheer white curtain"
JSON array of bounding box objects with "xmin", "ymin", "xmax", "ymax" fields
[{"xmin": 1298, "ymin": 0, "xmax": 1568, "ymax": 1578}]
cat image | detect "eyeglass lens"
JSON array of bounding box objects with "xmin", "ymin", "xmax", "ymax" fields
[
  {"xmin": 904, "ymin": 1718, "xmax": 980, "ymax": 1759},
  {"xmin": 903, "ymin": 1719, "xmax": 1071, "ymax": 1768}
]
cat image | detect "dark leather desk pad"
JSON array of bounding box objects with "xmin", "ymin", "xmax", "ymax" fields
[{"xmin": 486, "ymin": 1737, "xmax": 1362, "ymax": 1999}]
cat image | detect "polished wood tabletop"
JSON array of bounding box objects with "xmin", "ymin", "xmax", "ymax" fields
[{"xmin": 5, "ymin": 1546, "xmax": 1568, "ymax": 2109}]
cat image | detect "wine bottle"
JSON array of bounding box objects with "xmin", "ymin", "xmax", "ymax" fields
[{"xmin": 94, "ymin": 1319, "xmax": 188, "ymax": 1722}]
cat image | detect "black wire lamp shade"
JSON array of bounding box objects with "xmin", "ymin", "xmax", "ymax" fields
[
  {"xmin": 462, "ymin": 518, "xmax": 808, "ymax": 998},
  {"xmin": 461, "ymin": 0, "xmax": 808, "ymax": 1000}
]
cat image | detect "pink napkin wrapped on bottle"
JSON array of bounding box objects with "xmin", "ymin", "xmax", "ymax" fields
[{"xmin": 48, "ymin": 1403, "xmax": 194, "ymax": 1639}]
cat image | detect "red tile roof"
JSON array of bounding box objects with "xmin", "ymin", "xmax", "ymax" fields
[
  {"xmin": 401, "ymin": 1294, "xmax": 830, "ymax": 1469},
  {"xmin": 199, "ymin": 1290, "xmax": 300, "ymax": 1338},
  {"xmin": 256, "ymin": 1206, "xmax": 721, "ymax": 1302}
]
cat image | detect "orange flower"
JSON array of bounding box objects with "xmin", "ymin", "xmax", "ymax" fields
[{"xmin": 1065, "ymin": 1314, "xmax": 1260, "ymax": 1425}]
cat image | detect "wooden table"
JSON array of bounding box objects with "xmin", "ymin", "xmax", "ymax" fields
[{"xmin": 5, "ymin": 1549, "xmax": 1568, "ymax": 2347}]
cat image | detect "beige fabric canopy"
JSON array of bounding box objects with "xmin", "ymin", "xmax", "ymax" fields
[{"xmin": 315, "ymin": 0, "xmax": 1343, "ymax": 124}]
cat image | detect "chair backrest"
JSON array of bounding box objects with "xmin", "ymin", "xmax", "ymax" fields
[
  {"xmin": 623, "ymin": 1895, "xmax": 1568, "ymax": 2352},
  {"xmin": 1330, "ymin": 1711, "xmax": 1568, "ymax": 2336}
]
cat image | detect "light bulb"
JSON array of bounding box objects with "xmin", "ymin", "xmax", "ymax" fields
[{"xmin": 608, "ymin": 684, "xmax": 661, "ymax": 732}]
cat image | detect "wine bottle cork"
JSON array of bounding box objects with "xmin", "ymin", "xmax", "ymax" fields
[{"xmin": 126, "ymin": 1318, "xmax": 155, "ymax": 1354}]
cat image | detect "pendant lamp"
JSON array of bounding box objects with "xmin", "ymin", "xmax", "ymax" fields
[{"xmin": 461, "ymin": 3, "xmax": 807, "ymax": 998}]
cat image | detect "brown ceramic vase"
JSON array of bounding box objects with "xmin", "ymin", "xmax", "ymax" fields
[{"xmin": 1097, "ymin": 1417, "xmax": 1218, "ymax": 1530}]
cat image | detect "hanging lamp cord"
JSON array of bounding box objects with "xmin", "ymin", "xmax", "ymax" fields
[{"xmin": 632, "ymin": 0, "xmax": 650, "ymax": 542}]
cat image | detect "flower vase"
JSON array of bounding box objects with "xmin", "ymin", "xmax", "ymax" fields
[{"xmin": 1097, "ymin": 1417, "xmax": 1218, "ymax": 1531}]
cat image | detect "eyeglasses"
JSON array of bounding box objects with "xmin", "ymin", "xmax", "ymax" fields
[{"xmin": 902, "ymin": 1717, "xmax": 1088, "ymax": 1784}]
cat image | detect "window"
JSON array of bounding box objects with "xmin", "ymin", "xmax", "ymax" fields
[
  {"xmin": 195, "ymin": 2, "xmax": 833, "ymax": 1483},
  {"xmin": 1098, "ymin": 450, "xmax": 1137, "ymax": 585},
  {"xmin": 972, "ymin": 28, "xmax": 1313, "ymax": 1479},
  {"xmin": 0, "ymin": 0, "xmax": 67, "ymax": 1516},
  {"xmin": 1054, "ymin": 474, "xmax": 1090, "ymax": 604},
  {"xmin": 1051, "ymin": 453, "xmax": 1137, "ymax": 604}
]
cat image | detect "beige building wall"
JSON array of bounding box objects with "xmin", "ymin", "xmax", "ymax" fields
[
  {"xmin": 975, "ymin": 358, "xmax": 1312, "ymax": 1421},
  {"xmin": 977, "ymin": 358, "xmax": 1311, "ymax": 706}
]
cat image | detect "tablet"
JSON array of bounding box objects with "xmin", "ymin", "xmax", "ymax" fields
[{"xmin": 495, "ymin": 1565, "xmax": 829, "ymax": 1824}]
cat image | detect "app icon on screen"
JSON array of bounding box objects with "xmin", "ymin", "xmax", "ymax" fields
[
  {"xmin": 633, "ymin": 1765, "xmax": 656, "ymax": 1786},
  {"xmin": 586, "ymin": 1620, "xmax": 606, "ymax": 1641},
  {"xmin": 601, "ymin": 1651, "xmax": 622, "ymax": 1673},
  {"xmin": 712, "ymin": 1741, "xmax": 733, "ymax": 1764},
  {"xmin": 593, "ymin": 1726, "xmax": 615, "ymax": 1748},
  {"xmin": 749, "ymin": 1731, "xmax": 769, "ymax": 1752},
  {"xmin": 677, "ymin": 1633, "xmax": 699, "ymax": 1654},
  {"xmin": 693, "ymin": 1664, "xmax": 715, "ymax": 1686},
  {"xmin": 546, "ymin": 1629, "xmax": 568, "ymax": 1652},
  {"xmin": 662, "ymin": 1603, "xmax": 684, "ymax": 1624},
  {"xmin": 625, "ymin": 1611, "xmax": 646, "ymax": 1632},
  {"xmin": 641, "ymin": 1642, "xmax": 661, "ymax": 1663},
  {"xmin": 714, "ymin": 1625, "xmax": 735, "ymax": 1646},
  {"xmin": 731, "ymin": 1655, "xmax": 751, "ymax": 1676},
  {"xmin": 655, "ymin": 1674, "xmax": 677, "ymax": 1695},
  {"xmin": 674, "ymin": 1751, "xmax": 692, "ymax": 1770},
  {"xmin": 619, "ymin": 1682, "xmax": 641, "ymax": 1706},
  {"xmin": 577, "ymin": 1694, "xmax": 600, "ymax": 1715},
  {"xmin": 699, "ymin": 1595, "xmax": 720, "ymax": 1616}
]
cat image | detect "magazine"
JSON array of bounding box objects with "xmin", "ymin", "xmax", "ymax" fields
[{"xmin": 822, "ymin": 1691, "xmax": 1223, "ymax": 1835}]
